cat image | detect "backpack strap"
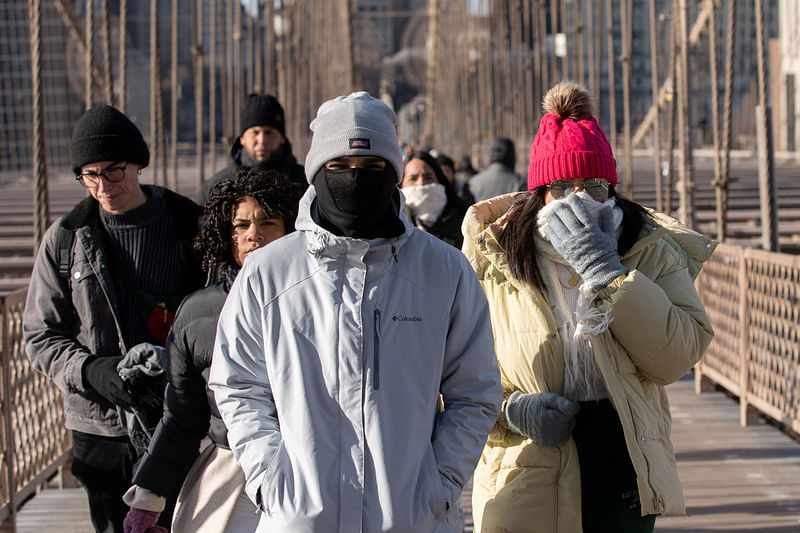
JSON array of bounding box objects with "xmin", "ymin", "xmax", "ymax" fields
[{"xmin": 54, "ymin": 223, "xmax": 75, "ymax": 280}]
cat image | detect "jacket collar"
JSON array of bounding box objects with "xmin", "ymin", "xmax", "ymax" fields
[
  {"xmin": 295, "ymin": 186, "xmax": 414, "ymax": 262},
  {"xmin": 60, "ymin": 184, "xmax": 200, "ymax": 241}
]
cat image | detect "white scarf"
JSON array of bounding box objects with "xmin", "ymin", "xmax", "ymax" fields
[
  {"xmin": 402, "ymin": 183, "xmax": 447, "ymax": 226},
  {"xmin": 535, "ymin": 191, "xmax": 623, "ymax": 401}
]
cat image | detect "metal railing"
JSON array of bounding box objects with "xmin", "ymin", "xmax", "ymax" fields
[
  {"xmin": 695, "ymin": 242, "xmax": 800, "ymax": 432},
  {"xmin": 1, "ymin": 240, "xmax": 799, "ymax": 529},
  {"xmin": 0, "ymin": 288, "xmax": 71, "ymax": 532}
]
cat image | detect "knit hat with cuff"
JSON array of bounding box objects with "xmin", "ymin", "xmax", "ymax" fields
[
  {"xmin": 240, "ymin": 93, "xmax": 286, "ymax": 137},
  {"xmin": 70, "ymin": 104, "xmax": 149, "ymax": 174},
  {"xmin": 304, "ymin": 91, "xmax": 403, "ymax": 184},
  {"xmin": 527, "ymin": 81, "xmax": 617, "ymax": 191}
]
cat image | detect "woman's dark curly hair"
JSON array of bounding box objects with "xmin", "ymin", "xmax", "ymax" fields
[{"xmin": 196, "ymin": 168, "xmax": 305, "ymax": 279}]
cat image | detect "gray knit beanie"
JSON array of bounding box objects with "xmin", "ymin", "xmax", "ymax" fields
[{"xmin": 304, "ymin": 92, "xmax": 403, "ymax": 184}]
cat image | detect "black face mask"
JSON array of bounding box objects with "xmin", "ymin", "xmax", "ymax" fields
[{"xmin": 313, "ymin": 167, "xmax": 404, "ymax": 239}]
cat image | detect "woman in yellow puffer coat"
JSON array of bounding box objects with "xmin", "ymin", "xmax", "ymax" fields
[{"xmin": 462, "ymin": 81, "xmax": 715, "ymax": 533}]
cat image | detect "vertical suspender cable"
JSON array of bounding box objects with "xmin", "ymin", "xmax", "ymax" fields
[
  {"xmin": 101, "ymin": 0, "xmax": 113, "ymax": 105},
  {"xmin": 209, "ymin": 0, "xmax": 217, "ymax": 174},
  {"xmin": 605, "ymin": 0, "xmax": 618, "ymax": 150},
  {"xmin": 192, "ymin": 0, "xmax": 205, "ymax": 190},
  {"xmin": 29, "ymin": 0, "xmax": 49, "ymax": 255},
  {"xmin": 649, "ymin": 0, "xmax": 664, "ymax": 211},
  {"xmin": 677, "ymin": 0, "xmax": 695, "ymax": 227},
  {"xmin": 620, "ymin": 0, "xmax": 634, "ymax": 197},
  {"xmin": 170, "ymin": 0, "xmax": 179, "ymax": 191},
  {"xmin": 708, "ymin": 0, "xmax": 725, "ymax": 239},
  {"xmin": 425, "ymin": 0, "xmax": 440, "ymax": 147},
  {"xmin": 119, "ymin": 0, "xmax": 127, "ymax": 112},
  {"xmin": 720, "ymin": 0, "xmax": 736, "ymax": 240},
  {"xmin": 665, "ymin": 0, "xmax": 679, "ymax": 215},
  {"xmin": 754, "ymin": 0, "xmax": 778, "ymax": 251},
  {"xmin": 85, "ymin": 0, "xmax": 93, "ymax": 108}
]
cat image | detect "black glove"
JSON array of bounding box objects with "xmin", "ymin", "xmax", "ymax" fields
[
  {"xmin": 505, "ymin": 391, "xmax": 580, "ymax": 447},
  {"xmin": 83, "ymin": 356, "xmax": 135, "ymax": 410}
]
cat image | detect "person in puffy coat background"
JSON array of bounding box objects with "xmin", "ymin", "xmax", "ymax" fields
[
  {"xmin": 122, "ymin": 169, "xmax": 303, "ymax": 533},
  {"xmin": 462, "ymin": 81, "xmax": 715, "ymax": 533},
  {"xmin": 209, "ymin": 91, "xmax": 502, "ymax": 533}
]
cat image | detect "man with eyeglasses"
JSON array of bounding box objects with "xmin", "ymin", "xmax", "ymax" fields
[{"xmin": 23, "ymin": 104, "xmax": 204, "ymax": 532}]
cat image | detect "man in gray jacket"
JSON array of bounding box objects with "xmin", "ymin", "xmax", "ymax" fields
[
  {"xmin": 468, "ymin": 136, "xmax": 522, "ymax": 202},
  {"xmin": 209, "ymin": 92, "xmax": 502, "ymax": 532},
  {"xmin": 23, "ymin": 105, "xmax": 204, "ymax": 532}
]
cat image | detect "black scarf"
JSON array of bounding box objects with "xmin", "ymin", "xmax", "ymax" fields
[{"xmin": 313, "ymin": 167, "xmax": 404, "ymax": 239}]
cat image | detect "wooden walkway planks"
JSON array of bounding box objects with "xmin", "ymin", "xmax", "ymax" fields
[
  {"xmin": 655, "ymin": 373, "xmax": 800, "ymax": 532},
  {"xmin": 12, "ymin": 376, "xmax": 800, "ymax": 532}
]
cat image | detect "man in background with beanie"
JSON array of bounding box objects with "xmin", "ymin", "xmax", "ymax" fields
[
  {"xmin": 209, "ymin": 91, "xmax": 502, "ymax": 532},
  {"xmin": 199, "ymin": 93, "xmax": 305, "ymax": 204},
  {"xmin": 467, "ymin": 136, "xmax": 522, "ymax": 202},
  {"xmin": 23, "ymin": 104, "xmax": 204, "ymax": 533}
]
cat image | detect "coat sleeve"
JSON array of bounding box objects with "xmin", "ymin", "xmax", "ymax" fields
[
  {"xmin": 432, "ymin": 256, "xmax": 503, "ymax": 499},
  {"xmin": 133, "ymin": 296, "xmax": 211, "ymax": 498},
  {"xmin": 598, "ymin": 243, "xmax": 714, "ymax": 386},
  {"xmin": 208, "ymin": 265, "xmax": 280, "ymax": 510},
  {"xmin": 22, "ymin": 222, "xmax": 93, "ymax": 394}
]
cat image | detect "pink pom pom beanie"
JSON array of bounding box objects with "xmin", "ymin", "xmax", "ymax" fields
[{"xmin": 527, "ymin": 113, "xmax": 618, "ymax": 191}]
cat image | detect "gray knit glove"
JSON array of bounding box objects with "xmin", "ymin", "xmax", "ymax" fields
[
  {"xmin": 505, "ymin": 391, "xmax": 580, "ymax": 447},
  {"xmin": 541, "ymin": 194, "xmax": 627, "ymax": 290}
]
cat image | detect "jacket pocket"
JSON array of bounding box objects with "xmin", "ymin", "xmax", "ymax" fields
[
  {"xmin": 260, "ymin": 440, "xmax": 293, "ymax": 516},
  {"xmin": 419, "ymin": 444, "xmax": 450, "ymax": 522}
]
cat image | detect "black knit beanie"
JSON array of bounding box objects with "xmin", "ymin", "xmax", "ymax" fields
[
  {"xmin": 240, "ymin": 93, "xmax": 285, "ymax": 137},
  {"xmin": 70, "ymin": 104, "xmax": 149, "ymax": 174}
]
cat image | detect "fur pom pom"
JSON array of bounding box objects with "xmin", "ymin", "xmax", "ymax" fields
[{"xmin": 542, "ymin": 81, "xmax": 594, "ymax": 120}]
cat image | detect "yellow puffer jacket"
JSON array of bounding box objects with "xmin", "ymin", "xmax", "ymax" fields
[{"xmin": 462, "ymin": 193, "xmax": 716, "ymax": 533}]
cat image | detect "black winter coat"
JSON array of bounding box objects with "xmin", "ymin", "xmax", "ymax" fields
[{"xmin": 133, "ymin": 280, "xmax": 230, "ymax": 499}]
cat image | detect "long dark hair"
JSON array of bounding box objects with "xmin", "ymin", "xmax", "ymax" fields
[
  {"xmin": 197, "ymin": 168, "xmax": 304, "ymax": 279},
  {"xmin": 498, "ymin": 185, "xmax": 652, "ymax": 289}
]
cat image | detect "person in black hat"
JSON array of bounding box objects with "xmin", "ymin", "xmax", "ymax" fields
[
  {"xmin": 199, "ymin": 93, "xmax": 306, "ymax": 204},
  {"xmin": 467, "ymin": 136, "xmax": 523, "ymax": 202},
  {"xmin": 23, "ymin": 104, "xmax": 205, "ymax": 533}
]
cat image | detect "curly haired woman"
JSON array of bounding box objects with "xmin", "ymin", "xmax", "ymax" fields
[{"xmin": 122, "ymin": 169, "xmax": 303, "ymax": 532}]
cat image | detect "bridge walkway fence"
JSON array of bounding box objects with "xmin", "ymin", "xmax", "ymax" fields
[
  {"xmin": 0, "ymin": 288, "xmax": 71, "ymax": 533},
  {"xmin": 695, "ymin": 242, "xmax": 800, "ymax": 435},
  {"xmin": 1, "ymin": 240, "xmax": 800, "ymax": 531}
]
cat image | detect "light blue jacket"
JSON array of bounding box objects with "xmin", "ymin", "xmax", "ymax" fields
[{"xmin": 209, "ymin": 188, "xmax": 502, "ymax": 532}]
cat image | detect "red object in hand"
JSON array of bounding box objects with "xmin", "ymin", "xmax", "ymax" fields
[{"xmin": 123, "ymin": 508, "xmax": 166, "ymax": 533}]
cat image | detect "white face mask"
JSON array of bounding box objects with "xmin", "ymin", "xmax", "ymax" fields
[{"xmin": 402, "ymin": 183, "xmax": 448, "ymax": 226}]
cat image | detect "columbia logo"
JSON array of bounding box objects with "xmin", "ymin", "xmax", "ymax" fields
[{"xmin": 393, "ymin": 315, "xmax": 422, "ymax": 322}]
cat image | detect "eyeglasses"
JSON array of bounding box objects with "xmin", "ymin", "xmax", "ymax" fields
[
  {"xmin": 547, "ymin": 178, "xmax": 610, "ymax": 199},
  {"xmin": 76, "ymin": 162, "xmax": 128, "ymax": 188}
]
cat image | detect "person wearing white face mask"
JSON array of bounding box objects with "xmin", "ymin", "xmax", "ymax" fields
[
  {"xmin": 462, "ymin": 81, "xmax": 717, "ymax": 533},
  {"xmin": 401, "ymin": 151, "xmax": 469, "ymax": 248}
]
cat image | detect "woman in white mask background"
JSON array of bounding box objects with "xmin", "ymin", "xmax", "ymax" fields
[
  {"xmin": 400, "ymin": 151, "xmax": 469, "ymax": 248},
  {"xmin": 461, "ymin": 81, "xmax": 716, "ymax": 533}
]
